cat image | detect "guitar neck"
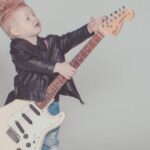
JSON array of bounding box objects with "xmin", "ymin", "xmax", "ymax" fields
[
  {"xmin": 36, "ymin": 32, "xmax": 104, "ymax": 109},
  {"xmin": 70, "ymin": 32, "xmax": 103, "ymax": 69}
]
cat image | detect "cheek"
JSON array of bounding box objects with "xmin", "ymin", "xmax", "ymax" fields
[
  {"xmin": 21, "ymin": 23, "xmax": 32, "ymax": 32},
  {"xmin": 20, "ymin": 20, "xmax": 31, "ymax": 27}
]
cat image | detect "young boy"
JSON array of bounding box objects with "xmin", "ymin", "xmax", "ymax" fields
[{"xmin": 0, "ymin": 0, "xmax": 104, "ymax": 149}]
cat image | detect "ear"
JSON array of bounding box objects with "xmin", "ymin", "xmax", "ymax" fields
[{"xmin": 10, "ymin": 27, "xmax": 20, "ymax": 36}]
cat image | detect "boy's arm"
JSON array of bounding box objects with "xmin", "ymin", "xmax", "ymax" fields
[
  {"xmin": 47, "ymin": 24, "xmax": 94, "ymax": 54},
  {"xmin": 12, "ymin": 49, "xmax": 56, "ymax": 76},
  {"xmin": 47, "ymin": 17, "xmax": 104, "ymax": 54},
  {"xmin": 12, "ymin": 49, "xmax": 76, "ymax": 78}
]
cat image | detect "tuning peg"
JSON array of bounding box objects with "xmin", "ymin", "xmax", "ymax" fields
[
  {"xmin": 102, "ymin": 16, "xmax": 107, "ymax": 22},
  {"xmin": 114, "ymin": 11, "xmax": 118, "ymax": 14},
  {"xmin": 122, "ymin": 5, "xmax": 125, "ymax": 9},
  {"xmin": 110, "ymin": 13, "xmax": 113, "ymax": 17}
]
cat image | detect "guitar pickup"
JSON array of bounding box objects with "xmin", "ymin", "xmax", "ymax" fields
[{"xmin": 6, "ymin": 127, "xmax": 20, "ymax": 143}]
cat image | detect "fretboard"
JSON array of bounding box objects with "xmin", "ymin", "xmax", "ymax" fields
[{"xmin": 36, "ymin": 32, "xmax": 104, "ymax": 109}]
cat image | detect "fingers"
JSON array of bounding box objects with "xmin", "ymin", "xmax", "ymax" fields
[
  {"xmin": 62, "ymin": 62, "xmax": 77, "ymax": 80},
  {"xmin": 97, "ymin": 16, "xmax": 108, "ymax": 23},
  {"xmin": 88, "ymin": 16, "xmax": 110, "ymax": 36},
  {"xmin": 65, "ymin": 65, "xmax": 76, "ymax": 80},
  {"xmin": 88, "ymin": 16, "xmax": 107, "ymax": 33}
]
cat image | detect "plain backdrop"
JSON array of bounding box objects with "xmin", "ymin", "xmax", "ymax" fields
[{"xmin": 0, "ymin": 0, "xmax": 150, "ymax": 150}]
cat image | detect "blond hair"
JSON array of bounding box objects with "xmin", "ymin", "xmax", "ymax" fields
[{"xmin": 0, "ymin": 0, "xmax": 27, "ymax": 37}]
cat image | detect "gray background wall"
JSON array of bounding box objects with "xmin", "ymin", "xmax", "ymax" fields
[{"xmin": 0, "ymin": 0, "xmax": 149, "ymax": 149}]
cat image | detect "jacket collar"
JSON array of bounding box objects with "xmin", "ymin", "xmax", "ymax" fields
[{"xmin": 10, "ymin": 36, "xmax": 47, "ymax": 57}]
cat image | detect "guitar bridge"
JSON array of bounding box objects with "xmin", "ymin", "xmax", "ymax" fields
[{"xmin": 6, "ymin": 127, "xmax": 20, "ymax": 143}]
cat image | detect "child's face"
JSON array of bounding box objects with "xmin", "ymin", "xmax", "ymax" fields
[{"xmin": 11, "ymin": 5, "xmax": 42, "ymax": 38}]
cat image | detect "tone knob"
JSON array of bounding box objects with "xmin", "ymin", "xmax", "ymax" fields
[
  {"xmin": 23, "ymin": 134, "xmax": 29, "ymax": 139},
  {"xmin": 26, "ymin": 142, "xmax": 31, "ymax": 147}
]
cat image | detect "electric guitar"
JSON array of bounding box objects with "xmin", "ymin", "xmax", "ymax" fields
[{"xmin": 0, "ymin": 6, "xmax": 134, "ymax": 150}]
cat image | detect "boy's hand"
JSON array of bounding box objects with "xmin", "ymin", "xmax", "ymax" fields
[
  {"xmin": 54, "ymin": 62, "xmax": 76, "ymax": 79},
  {"xmin": 87, "ymin": 16, "xmax": 107, "ymax": 35}
]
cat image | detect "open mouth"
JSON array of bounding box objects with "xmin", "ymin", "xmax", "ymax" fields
[{"xmin": 35, "ymin": 22, "xmax": 40, "ymax": 27}]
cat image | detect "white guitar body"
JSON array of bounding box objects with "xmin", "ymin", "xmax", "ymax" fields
[{"xmin": 0, "ymin": 99, "xmax": 65, "ymax": 150}]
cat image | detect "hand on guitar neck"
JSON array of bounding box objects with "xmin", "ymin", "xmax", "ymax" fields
[
  {"xmin": 87, "ymin": 16, "xmax": 108, "ymax": 35},
  {"xmin": 54, "ymin": 61, "xmax": 77, "ymax": 80}
]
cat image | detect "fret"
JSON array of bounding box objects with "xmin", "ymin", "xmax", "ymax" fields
[
  {"xmin": 93, "ymin": 36, "xmax": 102, "ymax": 43},
  {"xmin": 54, "ymin": 78, "xmax": 63, "ymax": 88},
  {"xmin": 74, "ymin": 55, "xmax": 83, "ymax": 65},
  {"xmin": 54, "ymin": 77, "xmax": 63, "ymax": 86},
  {"xmin": 94, "ymin": 36, "xmax": 101, "ymax": 44},
  {"xmin": 84, "ymin": 44, "xmax": 93, "ymax": 53},
  {"xmin": 45, "ymin": 93, "xmax": 55, "ymax": 101},
  {"xmin": 95, "ymin": 31, "xmax": 104, "ymax": 39},
  {"xmin": 88, "ymin": 39, "xmax": 97, "ymax": 48},
  {"xmin": 76, "ymin": 54, "xmax": 84, "ymax": 62},
  {"xmin": 48, "ymin": 85, "xmax": 57, "ymax": 93},
  {"xmin": 51, "ymin": 81, "xmax": 58, "ymax": 88},
  {"xmin": 61, "ymin": 75, "xmax": 66, "ymax": 81},
  {"xmin": 53, "ymin": 80, "xmax": 60, "ymax": 87},
  {"xmin": 80, "ymin": 49, "xmax": 88, "ymax": 58},
  {"xmin": 70, "ymin": 61, "xmax": 77, "ymax": 68},
  {"xmin": 46, "ymin": 90, "xmax": 55, "ymax": 99},
  {"xmin": 45, "ymin": 94, "xmax": 52, "ymax": 102},
  {"xmin": 96, "ymin": 35, "xmax": 102, "ymax": 41},
  {"xmin": 51, "ymin": 82, "xmax": 60, "ymax": 92},
  {"xmin": 39, "ymin": 102, "xmax": 45, "ymax": 109},
  {"xmin": 44, "ymin": 99, "xmax": 50, "ymax": 105},
  {"xmin": 54, "ymin": 75, "xmax": 66, "ymax": 91},
  {"xmin": 79, "ymin": 48, "xmax": 91, "ymax": 61},
  {"xmin": 71, "ymin": 58, "xmax": 79, "ymax": 68},
  {"xmin": 41, "ymin": 100, "xmax": 48, "ymax": 107},
  {"xmin": 57, "ymin": 76, "xmax": 65, "ymax": 85}
]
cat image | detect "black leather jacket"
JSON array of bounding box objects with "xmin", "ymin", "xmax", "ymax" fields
[{"xmin": 5, "ymin": 24, "xmax": 93, "ymax": 105}]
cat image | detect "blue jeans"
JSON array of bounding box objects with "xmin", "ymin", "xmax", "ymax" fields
[{"xmin": 41, "ymin": 101, "xmax": 60, "ymax": 150}]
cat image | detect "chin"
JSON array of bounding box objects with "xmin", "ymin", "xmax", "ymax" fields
[
  {"xmin": 37, "ymin": 28, "xmax": 42, "ymax": 34},
  {"xmin": 34, "ymin": 31, "xmax": 41, "ymax": 36}
]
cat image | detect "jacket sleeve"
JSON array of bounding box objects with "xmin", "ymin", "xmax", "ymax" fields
[
  {"xmin": 11, "ymin": 48, "xmax": 56, "ymax": 75},
  {"xmin": 47, "ymin": 24, "xmax": 94, "ymax": 54}
]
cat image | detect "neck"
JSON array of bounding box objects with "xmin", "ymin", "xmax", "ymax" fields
[
  {"xmin": 26, "ymin": 36, "xmax": 38, "ymax": 45},
  {"xmin": 19, "ymin": 36, "xmax": 38, "ymax": 45}
]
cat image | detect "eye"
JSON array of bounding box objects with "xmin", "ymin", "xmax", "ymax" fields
[{"xmin": 32, "ymin": 12, "xmax": 36, "ymax": 17}]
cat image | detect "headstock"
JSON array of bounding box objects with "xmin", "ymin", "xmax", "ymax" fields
[{"xmin": 98, "ymin": 6, "xmax": 135, "ymax": 36}]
